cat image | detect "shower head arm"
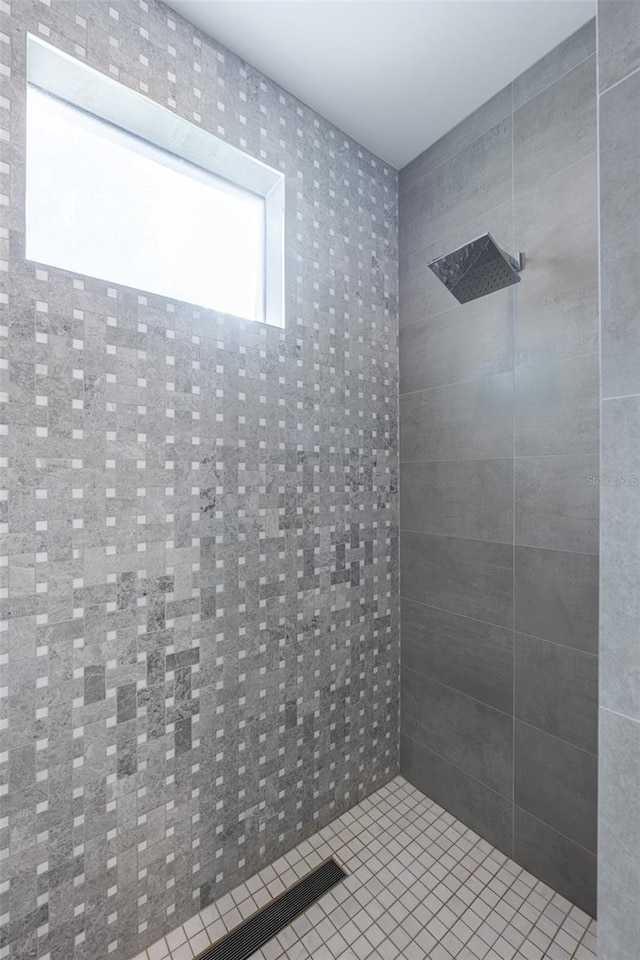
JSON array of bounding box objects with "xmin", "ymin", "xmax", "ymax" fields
[{"xmin": 499, "ymin": 246, "xmax": 523, "ymax": 272}]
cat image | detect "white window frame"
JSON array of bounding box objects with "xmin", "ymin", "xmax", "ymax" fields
[{"xmin": 26, "ymin": 34, "xmax": 286, "ymax": 328}]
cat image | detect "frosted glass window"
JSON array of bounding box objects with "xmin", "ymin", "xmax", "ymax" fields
[{"xmin": 26, "ymin": 86, "xmax": 267, "ymax": 322}]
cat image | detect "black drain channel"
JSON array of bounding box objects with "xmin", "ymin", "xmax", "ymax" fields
[{"xmin": 195, "ymin": 858, "xmax": 347, "ymax": 960}]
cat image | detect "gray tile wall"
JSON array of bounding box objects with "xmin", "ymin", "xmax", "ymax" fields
[
  {"xmin": 597, "ymin": 2, "xmax": 640, "ymax": 956},
  {"xmin": 0, "ymin": 2, "xmax": 399, "ymax": 959},
  {"xmin": 398, "ymin": 20, "xmax": 599, "ymax": 916}
]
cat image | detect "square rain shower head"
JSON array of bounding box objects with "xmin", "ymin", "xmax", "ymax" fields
[{"xmin": 428, "ymin": 232, "xmax": 523, "ymax": 304}]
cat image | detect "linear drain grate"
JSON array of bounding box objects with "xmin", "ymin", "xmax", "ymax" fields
[{"xmin": 195, "ymin": 858, "xmax": 347, "ymax": 960}]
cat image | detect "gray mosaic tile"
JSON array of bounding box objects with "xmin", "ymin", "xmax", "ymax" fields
[{"xmin": 0, "ymin": 2, "xmax": 399, "ymax": 959}]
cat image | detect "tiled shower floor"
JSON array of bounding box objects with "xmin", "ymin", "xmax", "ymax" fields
[{"xmin": 130, "ymin": 776, "xmax": 597, "ymax": 960}]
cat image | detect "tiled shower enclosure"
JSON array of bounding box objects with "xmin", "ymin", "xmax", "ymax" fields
[{"xmin": 6, "ymin": 0, "xmax": 638, "ymax": 957}]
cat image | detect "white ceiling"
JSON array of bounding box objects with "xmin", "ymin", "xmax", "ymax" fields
[{"xmin": 165, "ymin": 0, "xmax": 594, "ymax": 169}]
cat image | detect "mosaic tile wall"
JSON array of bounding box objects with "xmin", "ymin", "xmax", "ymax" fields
[{"xmin": 0, "ymin": 3, "xmax": 400, "ymax": 959}]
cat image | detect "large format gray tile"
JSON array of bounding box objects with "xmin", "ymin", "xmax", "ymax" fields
[
  {"xmin": 395, "ymin": 21, "xmax": 602, "ymax": 934},
  {"xmin": 514, "ymin": 454, "xmax": 599, "ymax": 555},
  {"xmin": 400, "ymin": 458, "xmax": 512, "ymax": 542},
  {"xmin": 514, "ymin": 806, "xmax": 597, "ymax": 917},
  {"xmin": 398, "ymin": 199, "xmax": 513, "ymax": 327},
  {"xmin": 400, "ymin": 117, "xmax": 512, "ymax": 259},
  {"xmin": 600, "ymin": 248, "xmax": 640, "ymax": 402},
  {"xmin": 400, "ymin": 734, "xmax": 514, "ymax": 856},
  {"xmin": 515, "ymin": 545, "xmax": 598, "ymax": 654},
  {"xmin": 399, "ymin": 372, "xmax": 514, "ymax": 463},
  {"xmin": 399, "ymin": 84, "xmax": 513, "ymax": 195},
  {"xmin": 514, "ymin": 720, "xmax": 597, "ymax": 853},
  {"xmin": 512, "ymin": 18, "xmax": 596, "ymax": 110},
  {"xmin": 600, "ymin": 396, "xmax": 640, "ymax": 720},
  {"xmin": 598, "ymin": 0, "xmax": 640, "ymax": 92},
  {"xmin": 514, "ymin": 633, "xmax": 598, "ymax": 753},
  {"xmin": 598, "ymin": 708, "xmax": 640, "ymax": 960},
  {"xmin": 599, "ymin": 68, "xmax": 640, "ymax": 399},
  {"xmin": 399, "ymin": 292, "xmax": 513, "ymax": 393},
  {"xmin": 600, "ymin": 68, "xmax": 640, "ymax": 260},
  {"xmin": 515, "ymin": 353, "xmax": 599, "ymax": 457},
  {"xmin": 401, "ymin": 598, "xmax": 513, "ymax": 713},
  {"xmin": 513, "ymin": 249, "xmax": 598, "ymax": 368},
  {"xmin": 514, "ymin": 55, "xmax": 596, "ymax": 195},
  {"xmin": 402, "ymin": 667, "xmax": 513, "ymax": 797},
  {"xmin": 515, "ymin": 153, "xmax": 598, "ymax": 264},
  {"xmin": 401, "ymin": 531, "xmax": 513, "ymax": 629}
]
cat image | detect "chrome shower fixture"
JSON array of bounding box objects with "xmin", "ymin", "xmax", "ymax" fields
[{"xmin": 428, "ymin": 232, "xmax": 523, "ymax": 304}]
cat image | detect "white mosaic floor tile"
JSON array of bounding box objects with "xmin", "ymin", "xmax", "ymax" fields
[{"xmin": 129, "ymin": 777, "xmax": 597, "ymax": 960}]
